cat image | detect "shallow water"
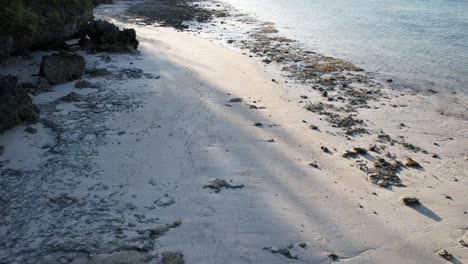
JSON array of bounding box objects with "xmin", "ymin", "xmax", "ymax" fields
[{"xmin": 222, "ymin": 0, "xmax": 468, "ymax": 94}]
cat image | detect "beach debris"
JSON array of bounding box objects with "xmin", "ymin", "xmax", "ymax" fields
[
  {"xmin": 254, "ymin": 122, "xmax": 263, "ymax": 127},
  {"xmin": 203, "ymin": 179, "xmax": 244, "ymax": 193},
  {"xmin": 229, "ymin": 97, "xmax": 243, "ymax": 103},
  {"xmin": 357, "ymin": 157, "xmax": 403, "ymax": 187},
  {"xmin": 299, "ymin": 243, "xmax": 307, "ymax": 248},
  {"xmin": 321, "ymin": 146, "xmax": 330, "ymax": 153},
  {"xmin": 327, "ymin": 253, "xmax": 339, "ymax": 261},
  {"xmin": 386, "ymin": 79, "xmax": 393, "ymax": 83},
  {"xmin": 267, "ymin": 139, "xmax": 275, "ymax": 143},
  {"xmin": 399, "ymin": 195, "xmax": 420, "ymax": 206},
  {"xmin": 342, "ymin": 147, "xmax": 367, "ymax": 158},
  {"xmin": 161, "ymin": 251, "xmax": 185, "ymax": 264},
  {"xmin": 59, "ymin": 92, "xmax": 82, "ymax": 102},
  {"xmin": 39, "ymin": 52, "xmax": 86, "ymax": 85},
  {"xmin": 432, "ymin": 154, "xmax": 439, "ymax": 159},
  {"xmin": 247, "ymin": 104, "xmax": 258, "ymax": 109},
  {"xmin": 263, "ymin": 245, "xmax": 298, "ymax": 259},
  {"xmin": 403, "ymin": 157, "xmax": 420, "ymax": 167},
  {"xmin": 24, "ymin": 126, "xmax": 37, "ymax": 134},
  {"xmin": 437, "ymin": 249, "xmax": 453, "ymax": 260}
]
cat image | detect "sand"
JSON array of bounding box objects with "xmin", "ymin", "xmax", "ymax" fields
[{"xmin": 0, "ymin": 1, "xmax": 467, "ymax": 263}]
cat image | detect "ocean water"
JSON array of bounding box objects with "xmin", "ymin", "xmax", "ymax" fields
[{"xmin": 222, "ymin": 0, "xmax": 468, "ymax": 94}]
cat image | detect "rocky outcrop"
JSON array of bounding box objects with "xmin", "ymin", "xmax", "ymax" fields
[
  {"xmin": 80, "ymin": 20, "xmax": 139, "ymax": 52},
  {"xmin": 0, "ymin": 76, "xmax": 39, "ymax": 132},
  {"xmin": 39, "ymin": 52, "xmax": 86, "ymax": 85},
  {"xmin": 0, "ymin": 0, "xmax": 95, "ymax": 60}
]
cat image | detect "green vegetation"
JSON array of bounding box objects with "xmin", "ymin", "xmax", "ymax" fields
[{"xmin": 0, "ymin": 0, "xmax": 93, "ymax": 35}]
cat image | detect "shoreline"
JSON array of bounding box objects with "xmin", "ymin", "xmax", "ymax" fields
[{"xmin": 0, "ymin": 0, "xmax": 467, "ymax": 263}]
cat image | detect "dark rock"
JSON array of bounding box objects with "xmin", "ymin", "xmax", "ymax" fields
[
  {"xmin": 25, "ymin": 126, "xmax": 37, "ymax": 134},
  {"xmin": 0, "ymin": 76, "xmax": 39, "ymax": 132},
  {"xmin": 386, "ymin": 79, "xmax": 393, "ymax": 83},
  {"xmin": 203, "ymin": 179, "xmax": 244, "ymax": 193},
  {"xmin": 86, "ymin": 68, "xmax": 112, "ymax": 77},
  {"xmin": 321, "ymin": 146, "xmax": 330, "ymax": 153},
  {"xmin": 60, "ymin": 92, "xmax": 81, "ymax": 102},
  {"xmin": 400, "ymin": 195, "xmax": 420, "ymax": 205},
  {"xmin": 75, "ymin": 80, "xmax": 100, "ymax": 88},
  {"xmin": 161, "ymin": 252, "xmax": 185, "ymax": 264},
  {"xmin": 254, "ymin": 122, "xmax": 263, "ymax": 127},
  {"xmin": 39, "ymin": 52, "xmax": 86, "ymax": 85},
  {"xmin": 35, "ymin": 77, "xmax": 52, "ymax": 94},
  {"xmin": 0, "ymin": 0, "xmax": 93, "ymax": 60},
  {"xmin": 82, "ymin": 20, "xmax": 139, "ymax": 52},
  {"xmin": 229, "ymin": 97, "xmax": 243, "ymax": 103},
  {"xmin": 328, "ymin": 253, "xmax": 339, "ymax": 261}
]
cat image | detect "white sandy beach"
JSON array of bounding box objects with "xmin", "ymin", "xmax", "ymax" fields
[{"xmin": 0, "ymin": 2, "xmax": 467, "ymax": 263}]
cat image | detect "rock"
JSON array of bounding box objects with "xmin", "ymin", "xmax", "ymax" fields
[
  {"xmin": 437, "ymin": 249, "xmax": 453, "ymax": 260},
  {"xmin": 39, "ymin": 52, "xmax": 86, "ymax": 85},
  {"xmin": 309, "ymin": 162, "xmax": 319, "ymax": 169},
  {"xmin": 35, "ymin": 77, "xmax": 52, "ymax": 94},
  {"xmin": 86, "ymin": 68, "xmax": 112, "ymax": 77},
  {"xmin": 342, "ymin": 147, "xmax": 367, "ymax": 158},
  {"xmin": 146, "ymin": 220, "xmax": 182, "ymax": 238},
  {"xmin": 75, "ymin": 80, "xmax": 100, "ymax": 88},
  {"xmin": 161, "ymin": 252, "xmax": 185, "ymax": 264},
  {"xmin": 254, "ymin": 122, "xmax": 263, "ymax": 127},
  {"xmin": 229, "ymin": 97, "xmax": 243, "ymax": 103},
  {"xmin": 403, "ymin": 157, "xmax": 420, "ymax": 167},
  {"xmin": 0, "ymin": 0, "xmax": 93, "ymax": 60},
  {"xmin": 24, "ymin": 127, "xmax": 37, "ymax": 134},
  {"xmin": 83, "ymin": 20, "xmax": 139, "ymax": 52},
  {"xmin": 59, "ymin": 92, "xmax": 81, "ymax": 102},
  {"xmin": 328, "ymin": 253, "xmax": 339, "ymax": 261},
  {"xmin": 263, "ymin": 245, "xmax": 298, "ymax": 259},
  {"xmin": 387, "ymin": 79, "xmax": 393, "ymax": 83},
  {"xmin": 399, "ymin": 195, "xmax": 420, "ymax": 206},
  {"xmin": 0, "ymin": 145, "xmax": 4, "ymax": 156},
  {"xmin": 89, "ymin": 250, "xmax": 151, "ymax": 264},
  {"xmin": 321, "ymin": 146, "xmax": 330, "ymax": 153},
  {"xmin": 267, "ymin": 139, "xmax": 275, "ymax": 142},
  {"xmin": 0, "ymin": 76, "xmax": 39, "ymax": 132},
  {"xmin": 155, "ymin": 196, "xmax": 175, "ymax": 207},
  {"xmin": 203, "ymin": 179, "xmax": 244, "ymax": 193},
  {"xmin": 309, "ymin": 124, "xmax": 319, "ymax": 130}
]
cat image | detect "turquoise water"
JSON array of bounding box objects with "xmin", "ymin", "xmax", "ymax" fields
[{"xmin": 222, "ymin": 0, "xmax": 468, "ymax": 94}]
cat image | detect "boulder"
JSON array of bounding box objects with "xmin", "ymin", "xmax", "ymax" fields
[
  {"xmin": 82, "ymin": 20, "xmax": 139, "ymax": 52},
  {"xmin": 0, "ymin": 0, "xmax": 93, "ymax": 60},
  {"xmin": 0, "ymin": 76, "xmax": 39, "ymax": 132},
  {"xmin": 39, "ymin": 52, "xmax": 86, "ymax": 85}
]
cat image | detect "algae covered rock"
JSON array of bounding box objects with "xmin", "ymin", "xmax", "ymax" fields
[
  {"xmin": 0, "ymin": 75, "xmax": 39, "ymax": 132},
  {"xmin": 39, "ymin": 52, "xmax": 86, "ymax": 84}
]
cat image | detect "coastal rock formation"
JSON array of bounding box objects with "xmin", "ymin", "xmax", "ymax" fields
[
  {"xmin": 0, "ymin": 0, "xmax": 94, "ymax": 60},
  {"xmin": 39, "ymin": 52, "xmax": 86, "ymax": 85},
  {"xmin": 81, "ymin": 20, "xmax": 139, "ymax": 52},
  {"xmin": 0, "ymin": 76, "xmax": 39, "ymax": 132}
]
